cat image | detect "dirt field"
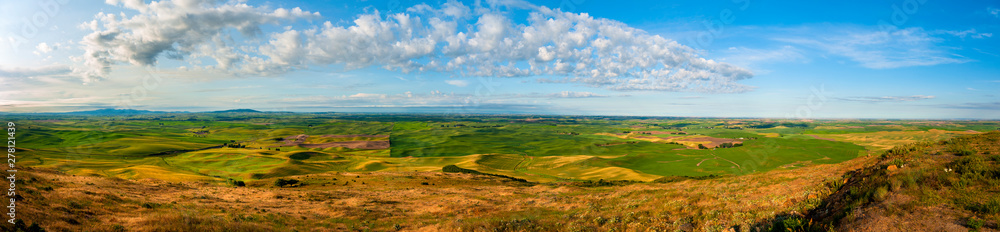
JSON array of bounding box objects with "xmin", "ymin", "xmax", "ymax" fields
[
  {"xmin": 283, "ymin": 134, "xmax": 310, "ymax": 146},
  {"xmin": 675, "ymin": 136, "xmax": 742, "ymax": 148}
]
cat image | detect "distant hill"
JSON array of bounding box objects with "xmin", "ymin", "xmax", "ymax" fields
[
  {"xmin": 59, "ymin": 108, "xmax": 161, "ymax": 116},
  {"xmin": 0, "ymin": 108, "xmax": 273, "ymax": 115},
  {"xmin": 208, "ymin": 109, "xmax": 261, "ymax": 113}
]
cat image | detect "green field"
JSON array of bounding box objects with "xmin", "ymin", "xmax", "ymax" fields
[{"xmin": 12, "ymin": 113, "xmax": 998, "ymax": 183}]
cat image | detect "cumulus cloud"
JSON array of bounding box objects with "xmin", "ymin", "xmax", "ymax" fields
[
  {"xmin": 0, "ymin": 65, "xmax": 73, "ymax": 78},
  {"xmin": 81, "ymin": 0, "xmax": 753, "ymax": 92},
  {"xmin": 78, "ymin": 0, "xmax": 320, "ymax": 81},
  {"xmin": 35, "ymin": 43, "xmax": 58, "ymax": 55},
  {"xmin": 835, "ymin": 95, "xmax": 935, "ymax": 102},
  {"xmin": 990, "ymin": 7, "xmax": 1000, "ymax": 18}
]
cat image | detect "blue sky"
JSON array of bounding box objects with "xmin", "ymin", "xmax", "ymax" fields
[{"xmin": 0, "ymin": 0, "xmax": 998, "ymax": 119}]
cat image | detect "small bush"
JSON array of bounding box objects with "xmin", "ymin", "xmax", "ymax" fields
[
  {"xmin": 968, "ymin": 198, "xmax": 1000, "ymax": 214},
  {"xmin": 110, "ymin": 224, "xmax": 127, "ymax": 232},
  {"xmin": 873, "ymin": 186, "xmax": 889, "ymax": 202},
  {"xmin": 951, "ymin": 156, "xmax": 990, "ymax": 177},
  {"xmin": 227, "ymin": 178, "xmax": 246, "ymax": 187},
  {"xmin": 966, "ymin": 217, "xmax": 985, "ymax": 230},
  {"xmin": 954, "ymin": 149, "xmax": 975, "ymax": 156},
  {"xmin": 273, "ymin": 178, "xmax": 299, "ymax": 187},
  {"xmin": 142, "ymin": 202, "xmax": 160, "ymax": 209},
  {"xmin": 770, "ymin": 216, "xmax": 804, "ymax": 232}
]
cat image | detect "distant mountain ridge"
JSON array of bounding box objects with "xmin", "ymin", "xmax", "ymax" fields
[
  {"xmin": 0, "ymin": 108, "xmax": 269, "ymax": 116},
  {"xmin": 208, "ymin": 109, "xmax": 261, "ymax": 113}
]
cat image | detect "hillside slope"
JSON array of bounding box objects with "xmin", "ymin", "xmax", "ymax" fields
[{"xmin": 806, "ymin": 131, "xmax": 1000, "ymax": 231}]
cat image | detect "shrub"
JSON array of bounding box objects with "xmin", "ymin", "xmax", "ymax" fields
[
  {"xmin": 873, "ymin": 186, "xmax": 889, "ymax": 202},
  {"xmin": 966, "ymin": 217, "xmax": 985, "ymax": 230},
  {"xmin": 273, "ymin": 178, "xmax": 299, "ymax": 187},
  {"xmin": 951, "ymin": 156, "xmax": 990, "ymax": 177},
  {"xmin": 227, "ymin": 178, "xmax": 246, "ymax": 187},
  {"xmin": 954, "ymin": 149, "xmax": 975, "ymax": 156},
  {"xmin": 770, "ymin": 216, "xmax": 804, "ymax": 232},
  {"xmin": 968, "ymin": 198, "xmax": 1000, "ymax": 214},
  {"xmin": 142, "ymin": 202, "xmax": 160, "ymax": 209}
]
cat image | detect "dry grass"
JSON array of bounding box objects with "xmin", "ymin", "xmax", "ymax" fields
[
  {"xmin": 816, "ymin": 129, "xmax": 980, "ymax": 151},
  {"xmin": 12, "ymin": 152, "xmax": 876, "ymax": 231}
]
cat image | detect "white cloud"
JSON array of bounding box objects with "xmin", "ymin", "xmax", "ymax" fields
[
  {"xmin": 720, "ymin": 45, "xmax": 808, "ymax": 66},
  {"xmin": 836, "ymin": 95, "xmax": 935, "ymax": 102},
  {"xmin": 778, "ymin": 27, "xmax": 970, "ymax": 69},
  {"xmin": 547, "ymin": 91, "xmax": 605, "ymax": 98},
  {"xmin": 990, "ymin": 7, "xmax": 1000, "ymax": 18},
  {"xmin": 78, "ymin": 0, "xmax": 321, "ymax": 82},
  {"xmin": 34, "ymin": 43, "xmax": 57, "ymax": 55},
  {"xmin": 349, "ymin": 93, "xmax": 387, "ymax": 98},
  {"xmin": 81, "ymin": 0, "xmax": 753, "ymax": 93},
  {"xmin": 445, "ymin": 79, "xmax": 470, "ymax": 87},
  {"xmin": 0, "ymin": 65, "xmax": 73, "ymax": 78},
  {"xmin": 936, "ymin": 28, "xmax": 992, "ymax": 39}
]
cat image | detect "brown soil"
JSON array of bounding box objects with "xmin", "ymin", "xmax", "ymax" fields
[
  {"xmin": 675, "ymin": 137, "xmax": 742, "ymax": 148},
  {"xmin": 283, "ymin": 134, "xmax": 310, "ymax": 146}
]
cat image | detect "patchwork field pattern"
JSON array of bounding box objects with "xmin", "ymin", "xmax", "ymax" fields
[{"xmin": 14, "ymin": 113, "xmax": 997, "ymax": 183}]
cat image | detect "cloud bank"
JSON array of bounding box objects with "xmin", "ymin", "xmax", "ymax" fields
[
  {"xmin": 79, "ymin": 0, "xmax": 754, "ymax": 93},
  {"xmin": 0, "ymin": 65, "xmax": 72, "ymax": 78}
]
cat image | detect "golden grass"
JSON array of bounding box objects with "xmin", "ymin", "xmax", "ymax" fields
[
  {"xmin": 815, "ymin": 129, "xmax": 980, "ymax": 151},
  {"xmin": 14, "ymin": 150, "xmax": 877, "ymax": 232}
]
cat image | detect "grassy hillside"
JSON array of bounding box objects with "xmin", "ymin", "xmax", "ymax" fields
[{"xmin": 772, "ymin": 131, "xmax": 1000, "ymax": 231}]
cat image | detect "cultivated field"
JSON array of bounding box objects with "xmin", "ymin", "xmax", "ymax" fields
[{"xmin": 5, "ymin": 111, "xmax": 999, "ymax": 231}]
